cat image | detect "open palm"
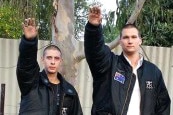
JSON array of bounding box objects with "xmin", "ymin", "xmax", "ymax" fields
[
  {"xmin": 22, "ymin": 18, "xmax": 38, "ymax": 40},
  {"xmin": 88, "ymin": 7, "xmax": 102, "ymax": 26}
]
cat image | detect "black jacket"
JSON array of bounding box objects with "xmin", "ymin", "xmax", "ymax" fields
[
  {"xmin": 16, "ymin": 36, "xmax": 83, "ymax": 115},
  {"xmin": 84, "ymin": 22, "xmax": 170, "ymax": 115}
]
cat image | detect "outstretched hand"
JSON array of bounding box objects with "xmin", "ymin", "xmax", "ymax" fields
[
  {"xmin": 88, "ymin": 6, "xmax": 102, "ymax": 26},
  {"xmin": 22, "ymin": 18, "xmax": 39, "ymax": 40}
]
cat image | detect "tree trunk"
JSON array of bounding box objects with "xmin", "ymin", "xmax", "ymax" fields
[
  {"xmin": 52, "ymin": 0, "xmax": 78, "ymax": 85},
  {"xmin": 53, "ymin": 0, "xmax": 146, "ymax": 85}
]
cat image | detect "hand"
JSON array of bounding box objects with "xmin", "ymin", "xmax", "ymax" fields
[
  {"xmin": 22, "ymin": 18, "xmax": 39, "ymax": 40},
  {"xmin": 88, "ymin": 6, "xmax": 102, "ymax": 26}
]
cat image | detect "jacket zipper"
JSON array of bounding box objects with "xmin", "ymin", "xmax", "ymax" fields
[
  {"xmin": 59, "ymin": 93, "xmax": 65, "ymax": 115},
  {"xmin": 120, "ymin": 73, "xmax": 134, "ymax": 115},
  {"xmin": 49, "ymin": 86, "xmax": 55, "ymax": 115}
]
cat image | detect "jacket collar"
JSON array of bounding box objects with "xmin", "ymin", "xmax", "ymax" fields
[
  {"xmin": 120, "ymin": 52, "xmax": 144, "ymax": 67},
  {"xmin": 40, "ymin": 70, "xmax": 76, "ymax": 95},
  {"xmin": 120, "ymin": 53, "xmax": 132, "ymax": 67},
  {"xmin": 119, "ymin": 52, "xmax": 146, "ymax": 79}
]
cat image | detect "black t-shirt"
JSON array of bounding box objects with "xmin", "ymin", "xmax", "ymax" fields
[{"xmin": 50, "ymin": 83, "xmax": 61, "ymax": 114}]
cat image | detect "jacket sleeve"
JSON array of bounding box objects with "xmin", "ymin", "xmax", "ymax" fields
[
  {"xmin": 84, "ymin": 22, "xmax": 113, "ymax": 80},
  {"xmin": 16, "ymin": 35, "xmax": 40, "ymax": 96},
  {"xmin": 72, "ymin": 94, "xmax": 83, "ymax": 115},
  {"xmin": 156, "ymin": 69, "xmax": 171, "ymax": 115}
]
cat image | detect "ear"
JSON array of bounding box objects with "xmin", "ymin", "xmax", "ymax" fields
[
  {"xmin": 139, "ymin": 38, "xmax": 142, "ymax": 45},
  {"xmin": 118, "ymin": 39, "xmax": 122, "ymax": 46},
  {"xmin": 60, "ymin": 58, "xmax": 63, "ymax": 64}
]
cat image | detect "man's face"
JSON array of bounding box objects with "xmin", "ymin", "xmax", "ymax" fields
[
  {"xmin": 119, "ymin": 27, "xmax": 142, "ymax": 55},
  {"xmin": 42, "ymin": 49, "xmax": 62, "ymax": 74}
]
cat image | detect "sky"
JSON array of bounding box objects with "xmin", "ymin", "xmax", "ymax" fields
[
  {"xmin": 87, "ymin": 0, "xmax": 118, "ymax": 23},
  {"xmin": 99, "ymin": 0, "xmax": 117, "ymax": 11},
  {"xmin": 88, "ymin": 0, "xmax": 117, "ymax": 12}
]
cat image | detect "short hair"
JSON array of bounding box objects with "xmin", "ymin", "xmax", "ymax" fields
[
  {"xmin": 120, "ymin": 23, "xmax": 141, "ymax": 38},
  {"xmin": 43, "ymin": 44, "xmax": 62, "ymax": 57}
]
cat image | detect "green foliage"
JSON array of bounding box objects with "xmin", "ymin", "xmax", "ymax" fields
[
  {"xmin": 116, "ymin": 0, "xmax": 173, "ymax": 47},
  {"xmin": 103, "ymin": 11, "xmax": 119, "ymax": 43},
  {"xmin": 116, "ymin": 0, "xmax": 135, "ymax": 30},
  {"xmin": 36, "ymin": 0, "xmax": 53, "ymax": 40},
  {"xmin": 0, "ymin": 0, "xmax": 51, "ymax": 40},
  {"xmin": 74, "ymin": 0, "xmax": 119, "ymax": 42},
  {"xmin": 1, "ymin": 0, "xmax": 119, "ymax": 42},
  {"xmin": 0, "ymin": 4, "xmax": 23, "ymax": 39},
  {"xmin": 74, "ymin": 0, "xmax": 89, "ymax": 40},
  {"xmin": 137, "ymin": 0, "xmax": 173, "ymax": 46}
]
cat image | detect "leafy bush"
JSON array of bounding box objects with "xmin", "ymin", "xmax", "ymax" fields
[{"xmin": 0, "ymin": 5, "xmax": 23, "ymax": 39}]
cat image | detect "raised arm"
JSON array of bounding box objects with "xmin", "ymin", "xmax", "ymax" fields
[
  {"xmin": 84, "ymin": 7, "xmax": 113, "ymax": 79},
  {"xmin": 16, "ymin": 18, "xmax": 40, "ymax": 95}
]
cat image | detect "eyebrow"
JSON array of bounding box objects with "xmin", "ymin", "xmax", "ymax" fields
[{"xmin": 122, "ymin": 35, "xmax": 138, "ymax": 38}]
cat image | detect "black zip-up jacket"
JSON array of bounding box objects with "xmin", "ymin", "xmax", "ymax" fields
[
  {"xmin": 84, "ymin": 22, "xmax": 170, "ymax": 115},
  {"xmin": 16, "ymin": 36, "xmax": 83, "ymax": 115}
]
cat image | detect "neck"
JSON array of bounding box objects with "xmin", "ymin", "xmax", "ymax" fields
[
  {"xmin": 124, "ymin": 52, "xmax": 141, "ymax": 68},
  {"xmin": 47, "ymin": 72, "xmax": 60, "ymax": 84}
]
